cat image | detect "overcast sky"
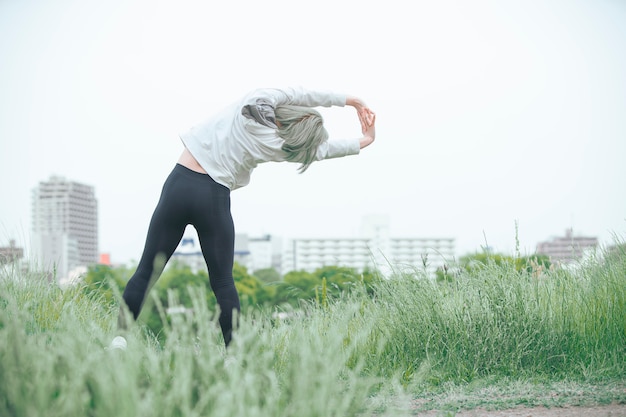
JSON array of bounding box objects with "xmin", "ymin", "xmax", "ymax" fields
[{"xmin": 1, "ymin": 0, "xmax": 625, "ymax": 266}]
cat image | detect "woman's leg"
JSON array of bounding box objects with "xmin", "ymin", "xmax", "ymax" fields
[
  {"xmin": 120, "ymin": 164, "xmax": 240, "ymax": 346},
  {"xmin": 190, "ymin": 176, "xmax": 240, "ymax": 346},
  {"xmin": 196, "ymin": 213, "xmax": 240, "ymax": 346},
  {"xmin": 121, "ymin": 169, "xmax": 188, "ymax": 321}
]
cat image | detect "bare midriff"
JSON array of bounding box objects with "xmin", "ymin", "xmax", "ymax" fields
[{"xmin": 177, "ymin": 148, "xmax": 207, "ymax": 174}]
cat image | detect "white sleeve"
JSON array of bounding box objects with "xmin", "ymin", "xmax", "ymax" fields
[
  {"xmin": 315, "ymin": 139, "xmax": 361, "ymax": 161},
  {"xmin": 246, "ymin": 87, "xmax": 346, "ymax": 108}
]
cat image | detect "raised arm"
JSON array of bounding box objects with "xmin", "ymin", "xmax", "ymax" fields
[{"xmin": 247, "ymin": 87, "xmax": 346, "ymax": 109}]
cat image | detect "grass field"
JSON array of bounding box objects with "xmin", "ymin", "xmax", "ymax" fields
[{"xmin": 1, "ymin": 244, "xmax": 625, "ymax": 416}]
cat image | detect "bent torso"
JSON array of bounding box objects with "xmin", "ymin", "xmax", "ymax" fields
[{"xmin": 177, "ymin": 148, "xmax": 207, "ymax": 174}]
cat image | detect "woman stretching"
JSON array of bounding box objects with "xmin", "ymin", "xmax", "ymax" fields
[{"xmin": 114, "ymin": 87, "xmax": 376, "ymax": 348}]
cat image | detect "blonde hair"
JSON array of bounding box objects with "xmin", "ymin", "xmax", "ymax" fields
[{"xmin": 275, "ymin": 105, "xmax": 328, "ymax": 173}]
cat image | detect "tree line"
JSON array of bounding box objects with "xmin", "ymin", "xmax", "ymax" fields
[
  {"xmin": 83, "ymin": 261, "xmax": 380, "ymax": 339},
  {"xmin": 83, "ymin": 252, "xmax": 551, "ymax": 339}
]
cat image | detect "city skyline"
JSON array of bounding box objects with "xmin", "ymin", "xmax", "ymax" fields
[
  {"xmin": 0, "ymin": 173, "xmax": 621, "ymax": 268},
  {"xmin": 171, "ymin": 214, "xmax": 456, "ymax": 276},
  {"xmin": 9, "ymin": 171, "xmax": 609, "ymax": 272}
]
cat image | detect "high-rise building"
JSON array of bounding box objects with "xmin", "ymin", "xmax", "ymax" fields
[{"xmin": 31, "ymin": 176, "xmax": 98, "ymax": 281}]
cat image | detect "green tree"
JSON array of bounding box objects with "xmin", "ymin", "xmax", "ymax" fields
[
  {"xmin": 83, "ymin": 264, "xmax": 129, "ymax": 304},
  {"xmin": 435, "ymin": 265, "xmax": 455, "ymax": 283},
  {"xmin": 360, "ymin": 267, "xmax": 382, "ymax": 295},
  {"xmin": 460, "ymin": 252, "xmax": 516, "ymax": 270},
  {"xmin": 274, "ymin": 270, "xmax": 318, "ymax": 306},
  {"xmin": 156, "ymin": 261, "xmax": 210, "ymax": 306},
  {"xmin": 254, "ymin": 267, "xmax": 281, "ymax": 283},
  {"xmin": 435, "ymin": 252, "xmax": 553, "ymax": 283},
  {"xmin": 313, "ymin": 266, "xmax": 362, "ymax": 297},
  {"xmin": 273, "ymin": 266, "xmax": 380, "ymax": 307},
  {"xmin": 138, "ymin": 262, "xmax": 211, "ymax": 339},
  {"xmin": 459, "ymin": 252, "xmax": 551, "ymax": 273},
  {"xmin": 141, "ymin": 261, "xmax": 275, "ymax": 339},
  {"xmin": 233, "ymin": 262, "xmax": 271, "ymax": 308}
]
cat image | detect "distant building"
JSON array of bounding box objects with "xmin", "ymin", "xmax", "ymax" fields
[
  {"xmin": 247, "ymin": 234, "xmax": 283, "ymax": 271},
  {"xmin": 0, "ymin": 240, "xmax": 24, "ymax": 265},
  {"xmin": 283, "ymin": 237, "xmax": 374, "ymax": 273},
  {"xmin": 282, "ymin": 215, "xmax": 455, "ymax": 275},
  {"xmin": 169, "ymin": 233, "xmax": 206, "ymax": 273},
  {"xmin": 388, "ymin": 237, "xmax": 455, "ymax": 273},
  {"xmin": 536, "ymin": 228, "xmax": 598, "ymax": 264},
  {"xmin": 99, "ymin": 253, "xmax": 112, "ymax": 266},
  {"xmin": 170, "ymin": 216, "xmax": 455, "ymax": 277},
  {"xmin": 170, "ymin": 228, "xmax": 280, "ymax": 274},
  {"xmin": 31, "ymin": 176, "xmax": 98, "ymax": 281}
]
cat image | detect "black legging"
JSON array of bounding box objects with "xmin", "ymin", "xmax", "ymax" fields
[{"xmin": 122, "ymin": 164, "xmax": 240, "ymax": 346}]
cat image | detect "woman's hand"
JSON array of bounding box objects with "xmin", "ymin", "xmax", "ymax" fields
[
  {"xmin": 359, "ymin": 111, "xmax": 376, "ymax": 149},
  {"xmin": 346, "ymin": 96, "xmax": 372, "ymax": 132},
  {"xmin": 359, "ymin": 107, "xmax": 375, "ymax": 133},
  {"xmin": 346, "ymin": 95, "xmax": 376, "ymax": 149}
]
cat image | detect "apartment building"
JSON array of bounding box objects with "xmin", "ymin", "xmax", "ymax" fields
[
  {"xmin": 282, "ymin": 236, "xmax": 455, "ymax": 275},
  {"xmin": 282, "ymin": 216, "xmax": 455, "ymax": 275},
  {"xmin": 536, "ymin": 228, "xmax": 598, "ymax": 264},
  {"xmin": 31, "ymin": 176, "xmax": 98, "ymax": 281}
]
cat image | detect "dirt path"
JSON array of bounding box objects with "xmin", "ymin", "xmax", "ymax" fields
[{"xmin": 417, "ymin": 403, "xmax": 626, "ymax": 416}]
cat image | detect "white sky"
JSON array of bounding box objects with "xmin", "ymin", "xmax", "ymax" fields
[{"xmin": 1, "ymin": 0, "xmax": 625, "ymax": 265}]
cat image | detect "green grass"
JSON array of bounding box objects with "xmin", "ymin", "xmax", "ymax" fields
[
  {"xmin": 0, "ymin": 270, "xmax": 378, "ymax": 417},
  {"xmin": 1, "ymin": 244, "xmax": 625, "ymax": 416},
  {"xmin": 367, "ymin": 247, "xmax": 626, "ymax": 385}
]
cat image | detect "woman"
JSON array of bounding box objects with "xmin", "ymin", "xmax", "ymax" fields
[{"xmin": 113, "ymin": 86, "xmax": 376, "ymax": 348}]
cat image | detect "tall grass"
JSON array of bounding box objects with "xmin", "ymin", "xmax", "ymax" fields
[
  {"xmin": 367, "ymin": 245, "xmax": 626, "ymax": 385},
  {"xmin": 0, "ymin": 268, "xmax": 378, "ymax": 417},
  {"xmin": 1, "ymin": 244, "xmax": 624, "ymax": 416}
]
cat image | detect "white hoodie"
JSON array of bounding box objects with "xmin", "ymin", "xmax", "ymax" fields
[{"xmin": 179, "ymin": 87, "xmax": 361, "ymax": 190}]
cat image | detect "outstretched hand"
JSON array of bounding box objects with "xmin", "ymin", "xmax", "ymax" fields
[
  {"xmin": 346, "ymin": 96, "xmax": 373, "ymax": 131},
  {"xmin": 358, "ymin": 107, "xmax": 375, "ymax": 134},
  {"xmin": 346, "ymin": 96, "xmax": 376, "ymax": 150},
  {"xmin": 359, "ymin": 110, "xmax": 375, "ymax": 149}
]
